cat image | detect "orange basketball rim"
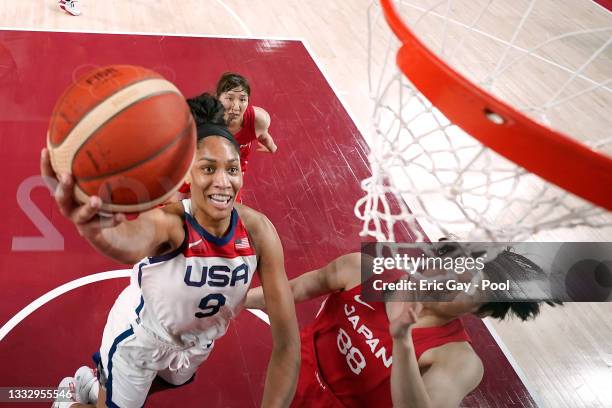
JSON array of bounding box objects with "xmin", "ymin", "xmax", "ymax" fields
[{"xmin": 380, "ymin": 0, "xmax": 612, "ymax": 211}]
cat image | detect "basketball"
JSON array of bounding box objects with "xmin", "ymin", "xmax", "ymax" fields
[{"xmin": 47, "ymin": 65, "xmax": 196, "ymax": 213}]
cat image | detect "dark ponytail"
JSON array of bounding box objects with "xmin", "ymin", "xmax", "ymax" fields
[{"xmin": 186, "ymin": 93, "xmax": 239, "ymax": 152}]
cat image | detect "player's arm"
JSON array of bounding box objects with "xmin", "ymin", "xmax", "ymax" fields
[
  {"xmin": 253, "ymin": 106, "xmax": 277, "ymax": 153},
  {"xmin": 387, "ymin": 301, "xmax": 432, "ymax": 408},
  {"xmin": 40, "ymin": 148, "xmax": 184, "ymax": 265},
  {"xmin": 387, "ymin": 301, "xmax": 482, "ymax": 408},
  {"xmin": 250, "ymin": 212, "xmax": 300, "ymax": 407},
  {"xmin": 244, "ymin": 252, "xmax": 360, "ymax": 310},
  {"xmin": 420, "ymin": 349, "xmax": 483, "ymax": 408}
]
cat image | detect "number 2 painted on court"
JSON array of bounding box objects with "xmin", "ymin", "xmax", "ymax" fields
[
  {"xmin": 12, "ymin": 175, "xmax": 64, "ymax": 251},
  {"xmin": 195, "ymin": 293, "xmax": 226, "ymax": 318}
]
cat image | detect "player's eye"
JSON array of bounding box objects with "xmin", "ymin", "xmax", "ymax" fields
[
  {"xmin": 228, "ymin": 167, "xmax": 240, "ymax": 175},
  {"xmin": 201, "ymin": 166, "xmax": 215, "ymax": 174}
]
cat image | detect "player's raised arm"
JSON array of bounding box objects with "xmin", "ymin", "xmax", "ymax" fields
[
  {"xmin": 40, "ymin": 148, "xmax": 184, "ymax": 264},
  {"xmin": 244, "ymin": 252, "xmax": 361, "ymax": 310},
  {"xmin": 244, "ymin": 208, "xmax": 300, "ymax": 407},
  {"xmin": 254, "ymin": 106, "xmax": 277, "ymax": 153},
  {"xmin": 387, "ymin": 300, "xmax": 483, "ymax": 408}
]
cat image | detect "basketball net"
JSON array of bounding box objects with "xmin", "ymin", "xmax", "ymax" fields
[{"xmin": 357, "ymin": 0, "xmax": 612, "ymax": 242}]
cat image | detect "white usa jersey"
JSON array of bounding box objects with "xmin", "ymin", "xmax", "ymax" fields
[{"xmin": 129, "ymin": 199, "xmax": 257, "ymax": 344}]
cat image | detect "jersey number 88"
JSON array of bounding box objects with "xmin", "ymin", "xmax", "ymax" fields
[{"xmin": 337, "ymin": 328, "xmax": 366, "ymax": 375}]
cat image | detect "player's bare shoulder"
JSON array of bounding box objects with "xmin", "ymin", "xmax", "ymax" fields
[
  {"xmin": 253, "ymin": 106, "xmax": 271, "ymax": 130},
  {"xmin": 150, "ymin": 201, "xmax": 185, "ymax": 247},
  {"xmin": 234, "ymin": 203, "xmax": 277, "ymax": 252},
  {"xmin": 159, "ymin": 201, "xmax": 185, "ymax": 218}
]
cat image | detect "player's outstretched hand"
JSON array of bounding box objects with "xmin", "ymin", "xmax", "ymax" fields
[
  {"xmin": 388, "ymin": 300, "xmax": 422, "ymax": 344},
  {"xmin": 40, "ymin": 148, "xmax": 126, "ymax": 237},
  {"xmin": 257, "ymin": 141, "xmax": 277, "ymax": 153}
]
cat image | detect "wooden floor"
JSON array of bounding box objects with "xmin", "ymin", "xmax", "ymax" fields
[{"xmin": 0, "ymin": 1, "xmax": 611, "ymax": 407}]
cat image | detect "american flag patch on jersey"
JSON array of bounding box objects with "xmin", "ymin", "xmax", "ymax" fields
[{"xmin": 235, "ymin": 238, "xmax": 250, "ymax": 250}]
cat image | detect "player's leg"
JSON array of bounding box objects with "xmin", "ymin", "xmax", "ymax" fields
[{"xmin": 96, "ymin": 287, "xmax": 159, "ymax": 407}]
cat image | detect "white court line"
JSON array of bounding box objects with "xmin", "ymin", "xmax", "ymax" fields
[
  {"xmin": 0, "ymin": 26, "xmax": 298, "ymax": 42},
  {"xmin": 0, "ymin": 270, "xmax": 271, "ymax": 343},
  {"xmin": 482, "ymin": 318, "xmax": 544, "ymax": 407},
  {"xmin": 300, "ymin": 40, "xmax": 371, "ymax": 143},
  {"xmin": 214, "ymin": 0, "xmax": 253, "ymax": 37},
  {"xmin": 247, "ymin": 308, "xmax": 270, "ymax": 325},
  {"xmin": 0, "ymin": 270, "xmax": 128, "ymax": 342}
]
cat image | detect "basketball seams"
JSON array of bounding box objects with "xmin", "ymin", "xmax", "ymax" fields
[
  {"xmin": 75, "ymin": 114, "xmax": 193, "ymax": 182},
  {"xmin": 73, "ymin": 148, "xmax": 195, "ymax": 213},
  {"xmin": 71, "ymin": 93, "xmax": 190, "ymax": 181},
  {"xmin": 49, "ymin": 78, "xmax": 182, "ymax": 176},
  {"xmin": 47, "ymin": 68, "xmax": 161, "ymax": 148}
]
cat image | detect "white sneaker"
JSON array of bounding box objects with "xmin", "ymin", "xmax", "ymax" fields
[
  {"xmin": 59, "ymin": 0, "xmax": 81, "ymax": 16},
  {"xmin": 74, "ymin": 366, "xmax": 99, "ymax": 404},
  {"xmin": 51, "ymin": 377, "xmax": 77, "ymax": 408}
]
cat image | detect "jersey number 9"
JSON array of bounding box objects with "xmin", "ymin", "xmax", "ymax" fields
[{"xmin": 195, "ymin": 293, "xmax": 226, "ymax": 318}]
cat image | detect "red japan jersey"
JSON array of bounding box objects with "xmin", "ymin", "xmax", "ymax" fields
[
  {"xmin": 296, "ymin": 284, "xmax": 471, "ymax": 408},
  {"xmin": 233, "ymin": 104, "xmax": 257, "ymax": 171}
]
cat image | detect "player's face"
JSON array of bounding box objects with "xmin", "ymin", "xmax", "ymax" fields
[
  {"xmin": 420, "ymin": 267, "xmax": 485, "ymax": 316},
  {"xmin": 219, "ymin": 87, "xmax": 249, "ymax": 125},
  {"xmin": 190, "ymin": 137, "xmax": 242, "ymax": 222}
]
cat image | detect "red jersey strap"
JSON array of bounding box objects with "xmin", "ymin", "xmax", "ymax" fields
[
  {"xmin": 178, "ymin": 181, "xmax": 190, "ymax": 193},
  {"xmin": 411, "ymin": 319, "xmax": 471, "ymax": 360},
  {"xmin": 234, "ymin": 104, "xmax": 257, "ymax": 145},
  {"xmin": 233, "ymin": 104, "xmax": 257, "ymax": 171}
]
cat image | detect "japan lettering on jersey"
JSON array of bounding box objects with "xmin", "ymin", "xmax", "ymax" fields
[
  {"xmin": 308, "ymin": 286, "xmax": 394, "ymax": 407},
  {"xmin": 132, "ymin": 200, "xmax": 257, "ymax": 342},
  {"xmin": 302, "ymin": 284, "xmax": 472, "ymax": 408}
]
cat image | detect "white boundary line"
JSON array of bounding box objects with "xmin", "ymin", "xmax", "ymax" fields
[
  {"xmin": 300, "ymin": 40, "xmax": 371, "ymax": 143},
  {"xmin": 214, "ymin": 0, "xmax": 253, "ymax": 36},
  {"xmin": 0, "ymin": 270, "xmax": 128, "ymax": 342},
  {"xmin": 0, "ymin": 26, "xmax": 300, "ymax": 42},
  {"xmin": 482, "ymin": 318, "xmax": 544, "ymax": 407},
  {"xmin": 0, "ymin": 271, "xmax": 270, "ymax": 343}
]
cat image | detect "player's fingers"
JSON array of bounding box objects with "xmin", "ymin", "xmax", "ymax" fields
[
  {"xmin": 113, "ymin": 213, "xmax": 126, "ymax": 226},
  {"xmin": 408, "ymin": 309, "xmax": 419, "ymax": 323},
  {"xmin": 412, "ymin": 302, "xmax": 423, "ymax": 314},
  {"xmin": 78, "ymin": 212, "xmax": 125, "ymax": 237},
  {"xmin": 390, "ymin": 315, "xmax": 413, "ymax": 339},
  {"xmin": 54, "ymin": 173, "xmax": 79, "ymax": 217},
  {"xmin": 40, "ymin": 148, "xmax": 59, "ymax": 191},
  {"xmin": 72, "ymin": 196, "xmax": 102, "ymax": 225},
  {"xmin": 97, "ymin": 212, "xmax": 126, "ymax": 229}
]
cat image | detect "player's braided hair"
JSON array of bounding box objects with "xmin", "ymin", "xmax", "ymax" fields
[
  {"xmin": 186, "ymin": 93, "xmax": 239, "ymax": 152},
  {"xmin": 187, "ymin": 92, "xmax": 226, "ymax": 127}
]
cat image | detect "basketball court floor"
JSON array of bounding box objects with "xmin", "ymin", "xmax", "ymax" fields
[{"xmin": 0, "ymin": 1, "xmax": 611, "ymax": 407}]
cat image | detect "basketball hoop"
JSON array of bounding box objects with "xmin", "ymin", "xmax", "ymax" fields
[{"xmin": 357, "ymin": 0, "xmax": 612, "ymax": 242}]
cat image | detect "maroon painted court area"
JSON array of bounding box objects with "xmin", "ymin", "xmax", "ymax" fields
[{"xmin": 0, "ymin": 31, "xmax": 534, "ymax": 407}]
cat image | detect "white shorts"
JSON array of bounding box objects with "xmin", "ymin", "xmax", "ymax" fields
[{"xmin": 97, "ymin": 286, "xmax": 214, "ymax": 408}]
